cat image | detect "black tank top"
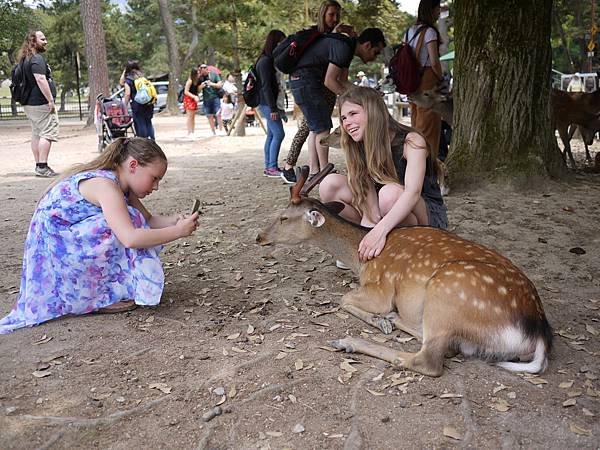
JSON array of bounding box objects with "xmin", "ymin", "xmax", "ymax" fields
[{"xmin": 390, "ymin": 129, "xmax": 444, "ymax": 205}]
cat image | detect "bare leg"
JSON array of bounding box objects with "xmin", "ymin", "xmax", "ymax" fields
[
  {"xmin": 207, "ymin": 114, "xmax": 216, "ymax": 134},
  {"xmin": 37, "ymin": 137, "xmax": 51, "ymax": 164},
  {"xmin": 307, "ymin": 132, "xmax": 319, "ymax": 174},
  {"xmin": 31, "ymin": 136, "xmax": 40, "ymax": 163},
  {"xmin": 186, "ymin": 110, "xmax": 195, "ymax": 134},
  {"xmin": 316, "ymin": 129, "xmax": 330, "ymax": 170}
]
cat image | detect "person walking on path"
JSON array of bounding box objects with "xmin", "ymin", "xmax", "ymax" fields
[
  {"xmin": 198, "ymin": 64, "xmax": 224, "ymax": 136},
  {"xmin": 280, "ymin": 0, "xmax": 354, "ymax": 184},
  {"xmin": 407, "ymin": 0, "xmax": 443, "ymax": 159},
  {"xmin": 289, "ymin": 27, "xmax": 386, "ymax": 180},
  {"xmin": 320, "ymin": 87, "xmax": 447, "ymax": 264},
  {"xmin": 0, "ymin": 137, "xmax": 199, "ymax": 334},
  {"xmin": 122, "ymin": 61, "xmax": 155, "ymax": 139},
  {"xmin": 18, "ymin": 30, "xmax": 59, "ymax": 178},
  {"xmin": 257, "ymin": 30, "xmax": 288, "ymax": 178},
  {"xmin": 183, "ymin": 68, "xmax": 201, "ymax": 139},
  {"xmin": 567, "ymin": 73, "xmax": 584, "ymax": 92}
]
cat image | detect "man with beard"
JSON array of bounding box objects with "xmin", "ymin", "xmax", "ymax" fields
[{"xmin": 17, "ymin": 30, "xmax": 59, "ymax": 177}]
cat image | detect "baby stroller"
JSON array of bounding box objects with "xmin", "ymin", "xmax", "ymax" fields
[{"xmin": 94, "ymin": 94, "xmax": 135, "ymax": 152}]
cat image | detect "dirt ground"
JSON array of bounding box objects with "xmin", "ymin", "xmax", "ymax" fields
[{"xmin": 0, "ymin": 114, "xmax": 599, "ymax": 450}]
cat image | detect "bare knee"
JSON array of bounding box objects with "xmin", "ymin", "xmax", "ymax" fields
[
  {"xmin": 319, "ymin": 174, "xmax": 349, "ymax": 202},
  {"xmin": 378, "ymin": 183, "xmax": 404, "ymax": 215}
]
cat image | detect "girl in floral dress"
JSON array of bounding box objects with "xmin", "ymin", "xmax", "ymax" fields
[{"xmin": 0, "ymin": 137, "xmax": 199, "ymax": 334}]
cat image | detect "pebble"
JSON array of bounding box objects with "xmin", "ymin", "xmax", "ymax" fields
[
  {"xmin": 202, "ymin": 406, "xmax": 222, "ymax": 422},
  {"xmin": 213, "ymin": 387, "xmax": 225, "ymax": 396},
  {"xmin": 292, "ymin": 423, "xmax": 305, "ymax": 433}
]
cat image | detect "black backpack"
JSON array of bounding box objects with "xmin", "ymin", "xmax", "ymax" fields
[
  {"xmin": 10, "ymin": 60, "xmax": 30, "ymax": 104},
  {"xmin": 242, "ymin": 64, "xmax": 260, "ymax": 107},
  {"xmin": 273, "ymin": 28, "xmax": 324, "ymax": 74}
]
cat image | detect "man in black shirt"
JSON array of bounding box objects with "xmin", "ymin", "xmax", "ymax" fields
[
  {"xmin": 17, "ymin": 30, "xmax": 59, "ymax": 177},
  {"xmin": 289, "ymin": 28, "xmax": 386, "ymax": 176}
]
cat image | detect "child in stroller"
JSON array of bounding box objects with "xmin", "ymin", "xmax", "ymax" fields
[{"xmin": 95, "ymin": 94, "xmax": 136, "ymax": 152}]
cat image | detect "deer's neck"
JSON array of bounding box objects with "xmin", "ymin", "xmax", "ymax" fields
[{"xmin": 315, "ymin": 216, "xmax": 366, "ymax": 273}]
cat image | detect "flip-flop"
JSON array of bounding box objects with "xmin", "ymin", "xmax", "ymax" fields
[{"xmin": 95, "ymin": 300, "xmax": 137, "ymax": 314}]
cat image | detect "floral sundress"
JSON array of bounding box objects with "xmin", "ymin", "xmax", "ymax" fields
[{"xmin": 0, "ymin": 170, "xmax": 164, "ymax": 334}]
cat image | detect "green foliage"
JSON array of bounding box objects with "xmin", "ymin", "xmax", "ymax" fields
[{"xmin": 0, "ymin": 1, "xmax": 42, "ymax": 77}]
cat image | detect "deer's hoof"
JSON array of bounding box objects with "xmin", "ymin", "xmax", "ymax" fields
[
  {"xmin": 330, "ymin": 338, "xmax": 355, "ymax": 353},
  {"xmin": 377, "ymin": 318, "xmax": 393, "ymax": 335}
]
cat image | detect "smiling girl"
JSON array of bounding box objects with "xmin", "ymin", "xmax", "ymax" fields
[
  {"xmin": 0, "ymin": 137, "xmax": 199, "ymax": 333},
  {"xmin": 319, "ymin": 87, "xmax": 447, "ymax": 263}
]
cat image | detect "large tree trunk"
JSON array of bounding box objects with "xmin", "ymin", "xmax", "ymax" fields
[
  {"xmin": 80, "ymin": 0, "xmax": 110, "ymax": 126},
  {"xmin": 451, "ymin": 0, "xmax": 566, "ymax": 184},
  {"xmin": 157, "ymin": 0, "xmax": 182, "ymax": 115}
]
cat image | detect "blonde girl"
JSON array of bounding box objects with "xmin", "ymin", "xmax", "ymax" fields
[
  {"xmin": 319, "ymin": 87, "xmax": 447, "ymax": 263},
  {"xmin": 0, "ymin": 137, "xmax": 199, "ymax": 333}
]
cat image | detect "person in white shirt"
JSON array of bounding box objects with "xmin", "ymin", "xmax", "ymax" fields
[
  {"xmin": 220, "ymin": 93, "xmax": 235, "ymax": 133},
  {"xmin": 567, "ymin": 73, "xmax": 584, "ymax": 93}
]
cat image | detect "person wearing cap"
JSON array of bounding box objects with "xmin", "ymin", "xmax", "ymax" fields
[
  {"xmin": 567, "ymin": 73, "xmax": 584, "ymax": 93},
  {"xmin": 198, "ymin": 63, "xmax": 224, "ymax": 135},
  {"xmin": 356, "ymin": 71, "xmax": 369, "ymax": 87}
]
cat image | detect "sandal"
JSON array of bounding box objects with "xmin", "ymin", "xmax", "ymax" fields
[{"xmin": 96, "ymin": 300, "xmax": 137, "ymax": 314}]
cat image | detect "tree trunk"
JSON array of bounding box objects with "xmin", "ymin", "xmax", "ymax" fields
[
  {"xmin": 80, "ymin": 0, "xmax": 110, "ymax": 126},
  {"xmin": 451, "ymin": 0, "xmax": 566, "ymax": 184},
  {"xmin": 157, "ymin": 0, "xmax": 182, "ymax": 115},
  {"xmin": 230, "ymin": 0, "xmax": 245, "ymax": 136}
]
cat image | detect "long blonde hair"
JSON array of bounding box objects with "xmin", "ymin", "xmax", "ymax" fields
[
  {"xmin": 46, "ymin": 137, "xmax": 166, "ymax": 194},
  {"xmin": 339, "ymin": 87, "xmax": 398, "ymax": 222},
  {"xmin": 316, "ymin": 0, "xmax": 341, "ymax": 33}
]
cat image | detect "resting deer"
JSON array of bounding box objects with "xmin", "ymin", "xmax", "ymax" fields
[{"xmin": 257, "ymin": 165, "xmax": 552, "ymax": 377}]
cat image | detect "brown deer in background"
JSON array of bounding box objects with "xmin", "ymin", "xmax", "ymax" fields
[{"xmin": 257, "ymin": 164, "xmax": 552, "ymax": 377}]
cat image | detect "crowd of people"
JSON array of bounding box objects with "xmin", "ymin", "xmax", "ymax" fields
[{"xmin": 2, "ymin": 0, "xmax": 451, "ymax": 333}]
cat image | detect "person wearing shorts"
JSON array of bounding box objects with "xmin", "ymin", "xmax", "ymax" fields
[
  {"xmin": 289, "ymin": 27, "xmax": 386, "ymax": 178},
  {"xmin": 18, "ymin": 30, "xmax": 59, "ymax": 178},
  {"xmin": 183, "ymin": 68, "xmax": 200, "ymax": 139},
  {"xmin": 198, "ymin": 64, "xmax": 224, "ymax": 136}
]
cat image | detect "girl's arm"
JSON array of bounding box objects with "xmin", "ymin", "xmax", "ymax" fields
[
  {"xmin": 426, "ymin": 39, "xmax": 442, "ymax": 80},
  {"xmin": 128, "ymin": 195, "xmax": 182, "ymax": 229},
  {"xmin": 123, "ymin": 81, "xmax": 131, "ymax": 106},
  {"xmin": 357, "ymin": 132, "xmax": 427, "ymax": 261},
  {"xmin": 79, "ymin": 178, "xmax": 198, "ymax": 249}
]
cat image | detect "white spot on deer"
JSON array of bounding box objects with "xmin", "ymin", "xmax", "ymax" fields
[
  {"xmin": 482, "ymin": 275, "xmax": 494, "ymax": 284},
  {"xmin": 465, "ymin": 251, "xmax": 474, "ymax": 256},
  {"xmin": 456, "ymin": 272, "xmax": 466, "ymax": 279},
  {"xmin": 445, "ymin": 287, "xmax": 452, "ymax": 294},
  {"xmin": 424, "ymin": 259, "xmax": 430, "ymax": 267},
  {"xmin": 470, "ymin": 279, "xmax": 477, "ymax": 287},
  {"xmin": 511, "ymin": 299, "xmax": 517, "ymax": 308},
  {"xmin": 494, "ymin": 306, "xmax": 502, "ymax": 315},
  {"xmin": 458, "ymin": 291, "xmax": 467, "ymax": 301},
  {"xmin": 464, "ymin": 265, "xmax": 475, "ymax": 270},
  {"xmin": 478, "ymin": 301, "xmax": 486, "ymax": 310},
  {"xmin": 498, "ymin": 286, "xmax": 508, "ymax": 295},
  {"xmin": 444, "ymin": 270, "xmax": 455, "ymax": 276},
  {"xmin": 389, "ymin": 252, "xmax": 397, "ymax": 257}
]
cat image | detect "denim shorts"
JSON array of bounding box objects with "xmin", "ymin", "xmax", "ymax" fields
[
  {"xmin": 290, "ymin": 79, "xmax": 333, "ymax": 133},
  {"xmin": 203, "ymin": 96, "xmax": 221, "ymax": 115},
  {"xmin": 425, "ymin": 198, "xmax": 448, "ymax": 230}
]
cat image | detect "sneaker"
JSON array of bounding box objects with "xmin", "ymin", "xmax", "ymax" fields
[
  {"xmin": 336, "ymin": 259, "xmax": 350, "ymax": 270},
  {"xmin": 264, "ymin": 168, "xmax": 282, "ymax": 178},
  {"xmin": 280, "ymin": 168, "xmax": 297, "ymax": 184},
  {"xmin": 35, "ymin": 166, "xmax": 58, "ymax": 178}
]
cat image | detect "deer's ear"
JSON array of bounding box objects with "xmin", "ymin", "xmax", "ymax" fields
[{"xmin": 305, "ymin": 210, "xmax": 325, "ymax": 227}]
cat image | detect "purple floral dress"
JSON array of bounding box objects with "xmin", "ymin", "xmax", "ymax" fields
[{"xmin": 0, "ymin": 170, "xmax": 164, "ymax": 334}]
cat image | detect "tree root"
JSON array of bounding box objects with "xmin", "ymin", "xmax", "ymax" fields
[
  {"xmin": 344, "ymin": 367, "xmax": 381, "ymax": 450},
  {"xmin": 20, "ymin": 395, "xmax": 170, "ymax": 428}
]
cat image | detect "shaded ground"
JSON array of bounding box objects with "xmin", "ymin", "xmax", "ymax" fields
[{"xmin": 0, "ymin": 115, "xmax": 599, "ymax": 449}]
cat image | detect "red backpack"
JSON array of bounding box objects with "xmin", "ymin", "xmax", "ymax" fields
[{"xmin": 388, "ymin": 25, "xmax": 428, "ymax": 95}]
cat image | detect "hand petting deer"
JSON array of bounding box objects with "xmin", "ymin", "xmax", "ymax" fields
[{"xmin": 257, "ymin": 87, "xmax": 552, "ymax": 377}]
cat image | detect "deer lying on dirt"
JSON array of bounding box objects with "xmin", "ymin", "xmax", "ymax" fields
[{"xmin": 257, "ymin": 164, "xmax": 553, "ymax": 377}]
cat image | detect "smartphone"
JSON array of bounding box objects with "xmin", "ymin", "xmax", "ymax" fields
[{"xmin": 191, "ymin": 199, "xmax": 200, "ymax": 215}]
